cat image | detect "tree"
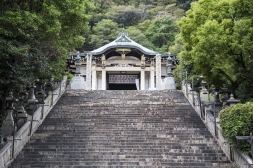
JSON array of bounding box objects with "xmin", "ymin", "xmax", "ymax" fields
[
  {"xmin": 0, "ymin": 0, "xmax": 92, "ymax": 118},
  {"xmin": 126, "ymin": 26, "xmax": 155, "ymax": 50},
  {"xmin": 176, "ymin": 0, "xmax": 196, "ymax": 11},
  {"xmin": 92, "ymin": 0, "xmax": 113, "ymax": 10},
  {"xmin": 105, "ymin": 5, "xmax": 142, "ymax": 27},
  {"xmin": 146, "ymin": 16, "xmax": 179, "ymax": 52},
  {"xmin": 89, "ymin": 19, "xmax": 120, "ymax": 49},
  {"xmin": 178, "ymin": 0, "xmax": 253, "ymax": 102},
  {"xmin": 0, "ymin": 0, "xmax": 91, "ymax": 92}
]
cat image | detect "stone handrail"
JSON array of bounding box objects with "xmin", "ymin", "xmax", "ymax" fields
[
  {"xmin": 12, "ymin": 122, "xmax": 30, "ymax": 158},
  {"xmin": 0, "ymin": 76, "xmax": 67, "ymax": 168},
  {"xmin": 233, "ymin": 148, "xmax": 253, "ymax": 168},
  {"xmin": 0, "ymin": 143, "xmax": 11, "ymax": 168},
  {"xmin": 182, "ymin": 83, "xmax": 253, "ymax": 168},
  {"xmin": 205, "ymin": 111, "xmax": 216, "ymax": 137}
]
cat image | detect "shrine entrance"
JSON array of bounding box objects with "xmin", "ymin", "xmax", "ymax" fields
[
  {"xmin": 67, "ymin": 30, "xmax": 177, "ymax": 90},
  {"xmin": 109, "ymin": 84, "xmax": 137, "ymax": 90},
  {"xmin": 108, "ymin": 74, "xmax": 139, "ymax": 90}
]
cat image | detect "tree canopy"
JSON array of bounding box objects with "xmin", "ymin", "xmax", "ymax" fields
[
  {"xmin": 146, "ymin": 16, "xmax": 179, "ymax": 52},
  {"xmin": 178, "ymin": 0, "xmax": 253, "ymax": 101},
  {"xmin": 0, "ymin": 0, "xmax": 91, "ymax": 93},
  {"xmin": 0, "ymin": 0, "xmax": 194, "ymax": 93}
]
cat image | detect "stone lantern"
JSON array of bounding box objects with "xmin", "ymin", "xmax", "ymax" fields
[
  {"xmin": 16, "ymin": 90, "xmax": 28, "ymax": 129},
  {"xmin": 166, "ymin": 56, "xmax": 173, "ymax": 77},
  {"xmin": 35, "ymin": 79, "xmax": 47, "ymax": 104},
  {"xmin": 2, "ymin": 92, "xmax": 16, "ymax": 141},
  {"xmin": 213, "ymin": 88, "xmax": 222, "ymax": 114},
  {"xmin": 226, "ymin": 94, "xmax": 240, "ymax": 107},
  {"xmin": 25, "ymin": 84, "xmax": 38, "ymax": 115},
  {"xmin": 68, "ymin": 51, "xmax": 86, "ymax": 90},
  {"xmin": 164, "ymin": 55, "xmax": 176, "ymax": 90},
  {"xmin": 200, "ymin": 78, "xmax": 208, "ymax": 102},
  {"xmin": 45, "ymin": 79, "xmax": 54, "ymax": 106},
  {"xmin": 218, "ymin": 84, "xmax": 231, "ymax": 108},
  {"xmin": 45, "ymin": 79, "xmax": 53, "ymax": 96},
  {"xmin": 17, "ymin": 91, "xmax": 28, "ymax": 118},
  {"xmin": 75, "ymin": 51, "xmax": 82, "ymax": 76}
]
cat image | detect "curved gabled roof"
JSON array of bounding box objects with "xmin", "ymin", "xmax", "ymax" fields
[{"xmin": 90, "ymin": 31, "xmax": 158, "ymax": 57}]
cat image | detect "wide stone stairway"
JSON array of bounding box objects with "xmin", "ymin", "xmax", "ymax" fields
[{"xmin": 9, "ymin": 90, "xmax": 232, "ymax": 168}]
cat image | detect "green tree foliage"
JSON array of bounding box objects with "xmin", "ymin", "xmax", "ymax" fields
[
  {"xmin": 105, "ymin": 5, "xmax": 142, "ymax": 27},
  {"xmin": 0, "ymin": 0, "xmax": 91, "ymax": 93},
  {"xmin": 89, "ymin": 19, "xmax": 120, "ymax": 49},
  {"xmin": 85, "ymin": 0, "xmax": 189, "ymax": 53},
  {"xmin": 178, "ymin": 0, "xmax": 253, "ymax": 101},
  {"xmin": 126, "ymin": 26, "xmax": 155, "ymax": 50},
  {"xmin": 136, "ymin": 20, "xmax": 152, "ymax": 33},
  {"xmin": 93, "ymin": 0, "xmax": 113, "ymax": 10},
  {"xmin": 169, "ymin": 34, "xmax": 184, "ymax": 53},
  {"xmin": 176, "ymin": 0, "xmax": 196, "ymax": 11},
  {"xmin": 219, "ymin": 102, "xmax": 253, "ymax": 155},
  {"xmin": 146, "ymin": 16, "xmax": 179, "ymax": 52}
]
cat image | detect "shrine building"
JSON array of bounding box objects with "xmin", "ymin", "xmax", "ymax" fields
[{"xmin": 66, "ymin": 31, "xmax": 177, "ymax": 90}]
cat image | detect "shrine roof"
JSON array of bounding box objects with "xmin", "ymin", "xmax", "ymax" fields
[{"xmin": 90, "ymin": 31, "xmax": 158, "ymax": 57}]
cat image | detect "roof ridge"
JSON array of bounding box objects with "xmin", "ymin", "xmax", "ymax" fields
[{"xmin": 115, "ymin": 30, "xmax": 131, "ymax": 42}]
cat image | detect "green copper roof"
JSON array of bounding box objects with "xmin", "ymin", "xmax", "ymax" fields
[{"xmin": 91, "ymin": 31, "xmax": 158, "ymax": 56}]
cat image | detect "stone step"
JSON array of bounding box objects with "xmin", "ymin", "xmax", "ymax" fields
[
  {"xmin": 9, "ymin": 161, "xmax": 232, "ymax": 168},
  {"xmin": 9, "ymin": 90, "xmax": 232, "ymax": 168}
]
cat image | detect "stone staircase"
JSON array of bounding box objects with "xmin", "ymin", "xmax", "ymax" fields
[{"xmin": 8, "ymin": 90, "xmax": 232, "ymax": 168}]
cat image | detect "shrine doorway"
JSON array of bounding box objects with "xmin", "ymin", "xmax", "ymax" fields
[
  {"xmin": 107, "ymin": 74, "xmax": 139, "ymax": 90},
  {"xmin": 109, "ymin": 84, "xmax": 137, "ymax": 90}
]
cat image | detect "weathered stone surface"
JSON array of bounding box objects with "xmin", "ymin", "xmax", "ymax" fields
[{"xmin": 9, "ymin": 90, "xmax": 232, "ymax": 168}]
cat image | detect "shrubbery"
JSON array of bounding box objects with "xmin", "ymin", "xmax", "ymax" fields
[{"xmin": 219, "ymin": 102, "xmax": 253, "ymax": 155}]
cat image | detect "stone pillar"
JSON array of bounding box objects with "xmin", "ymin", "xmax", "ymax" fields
[
  {"xmin": 86, "ymin": 53, "xmax": 92, "ymax": 90},
  {"xmin": 150, "ymin": 64, "xmax": 155, "ymax": 90},
  {"xmin": 92, "ymin": 61, "xmax": 97, "ymax": 90},
  {"xmin": 102, "ymin": 70, "xmax": 106, "ymax": 90},
  {"xmin": 145, "ymin": 73, "xmax": 149, "ymax": 90},
  {"xmin": 97, "ymin": 73, "xmax": 102, "ymax": 90},
  {"xmin": 140, "ymin": 70, "xmax": 145, "ymax": 90},
  {"xmin": 156, "ymin": 54, "xmax": 162, "ymax": 90}
]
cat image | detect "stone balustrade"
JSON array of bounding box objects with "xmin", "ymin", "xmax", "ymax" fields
[
  {"xmin": 233, "ymin": 148, "xmax": 253, "ymax": 168},
  {"xmin": 182, "ymin": 83, "xmax": 253, "ymax": 168},
  {"xmin": 0, "ymin": 76, "xmax": 67, "ymax": 168},
  {"xmin": 0, "ymin": 142, "xmax": 11, "ymax": 168}
]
